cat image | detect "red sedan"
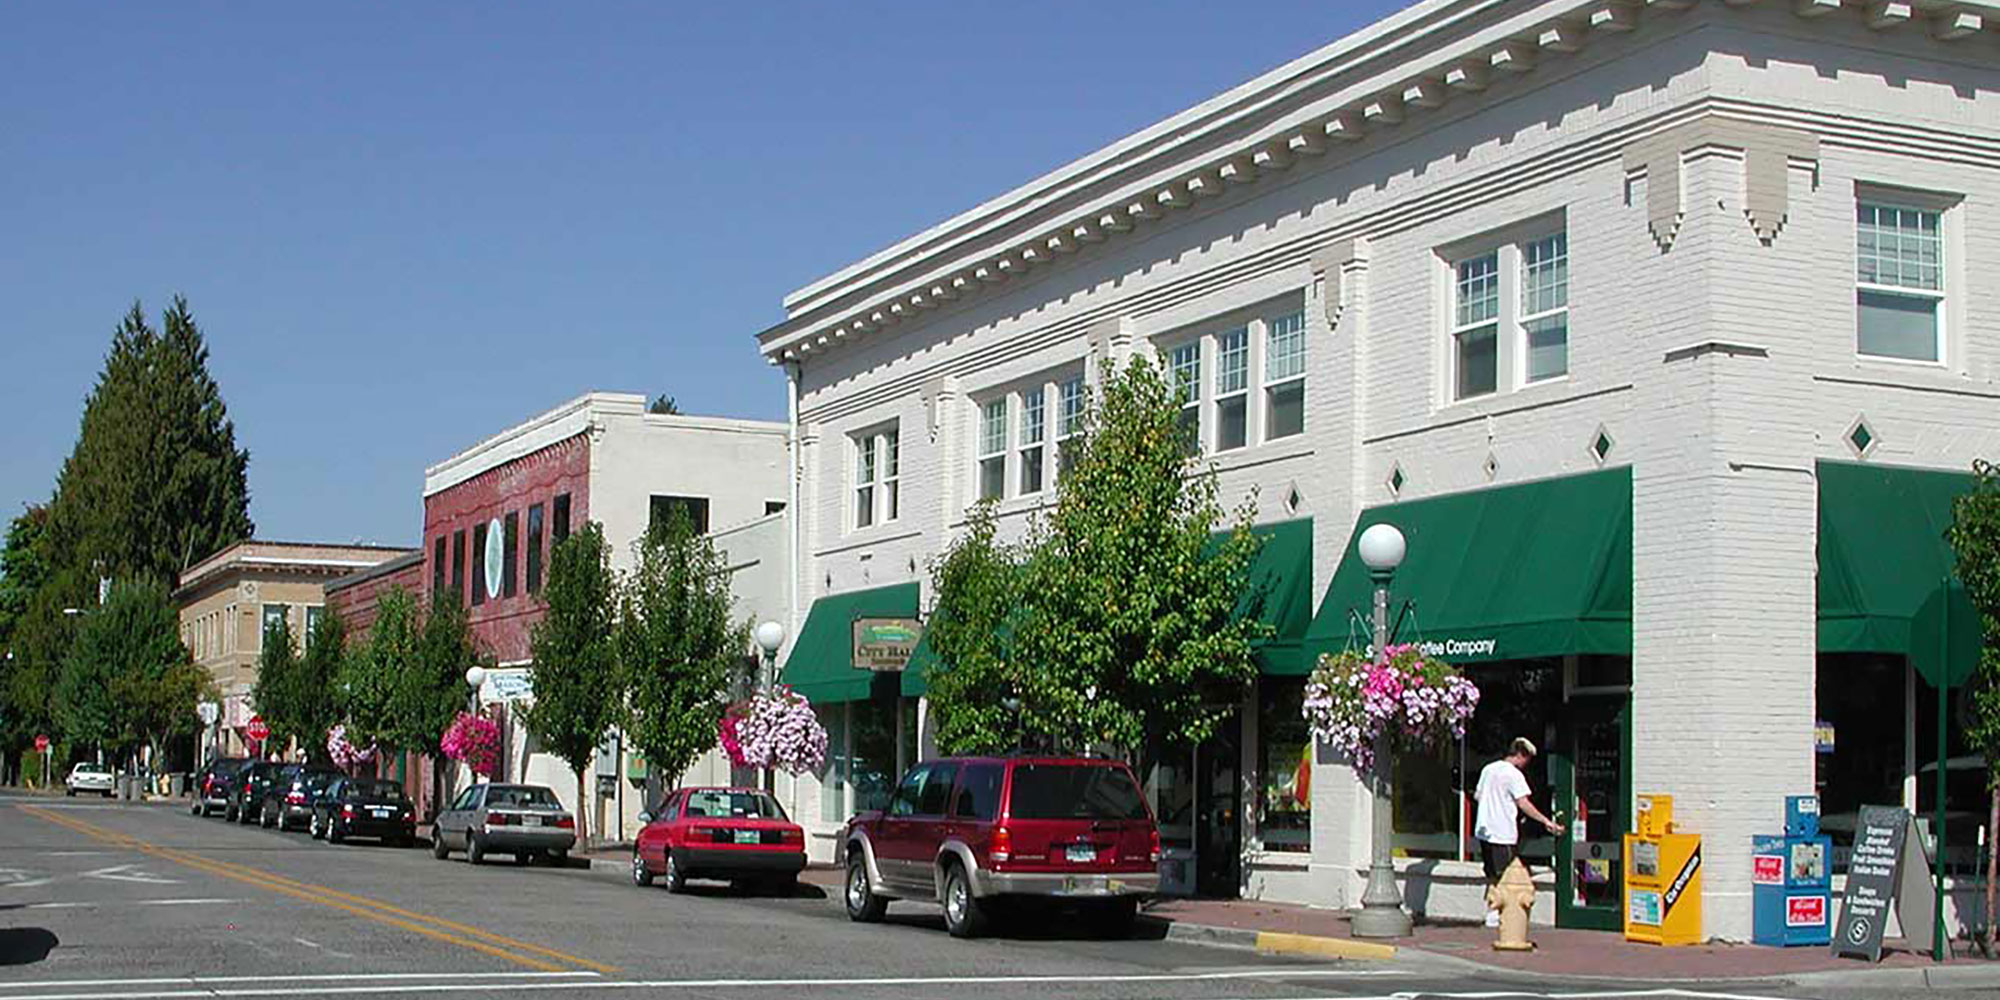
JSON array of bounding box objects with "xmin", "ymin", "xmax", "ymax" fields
[{"xmin": 632, "ymin": 787, "xmax": 806, "ymax": 895}]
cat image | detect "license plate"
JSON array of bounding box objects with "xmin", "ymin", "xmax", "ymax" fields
[
  {"xmin": 1065, "ymin": 844, "xmax": 1097, "ymax": 863},
  {"xmin": 527, "ymin": 816, "xmax": 546, "ymax": 826},
  {"xmin": 1062, "ymin": 875, "xmax": 1108, "ymax": 893},
  {"xmin": 371, "ymin": 808, "xmax": 391, "ymax": 819},
  {"xmin": 734, "ymin": 830, "xmax": 760, "ymax": 845}
]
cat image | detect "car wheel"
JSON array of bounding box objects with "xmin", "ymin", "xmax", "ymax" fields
[
  {"xmin": 663, "ymin": 849, "xmax": 686, "ymax": 894},
  {"xmin": 844, "ymin": 855, "xmax": 886, "ymax": 923},
  {"xmin": 432, "ymin": 831, "xmax": 450, "ymax": 859},
  {"xmin": 942, "ymin": 865, "xmax": 986, "ymax": 939},
  {"xmin": 1095, "ymin": 897, "xmax": 1139, "ymax": 939},
  {"xmin": 223, "ymin": 804, "xmax": 236, "ymax": 822},
  {"xmin": 467, "ymin": 834, "xmax": 486, "ymax": 865},
  {"xmin": 328, "ymin": 821, "xmax": 345, "ymax": 845},
  {"xmin": 190, "ymin": 798, "xmax": 203, "ymax": 816},
  {"xmin": 631, "ymin": 850, "xmax": 653, "ymax": 887},
  {"xmin": 511, "ymin": 852, "xmax": 530, "ymax": 866},
  {"xmin": 546, "ymin": 848, "xmax": 568, "ymax": 864},
  {"xmin": 309, "ymin": 812, "xmax": 322, "ymax": 839},
  {"xmin": 261, "ymin": 806, "xmax": 275, "ymax": 829},
  {"xmin": 65, "ymin": 788, "xmax": 75, "ymax": 797}
]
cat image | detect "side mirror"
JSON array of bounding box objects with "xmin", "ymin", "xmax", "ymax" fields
[{"xmin": 637, "ymin": 811, "xmax": 654, "ymax": 825}]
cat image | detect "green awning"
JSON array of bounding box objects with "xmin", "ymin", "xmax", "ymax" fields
[
  {"xmin": 1223, "ymin": 518, "xmax": 1316, "ymax": 676},
  {"xmin": 901, "ymin": 518, "xmax": 1316, "ymax": 694},
  {"xmin": 1817, "ymin": 460, "xmax": 1977, "ymax": 654},
  {"xmin": 1302, "ymin": 467, "xmax": 1633, "ymax": 668},
  {"xmin": 780, "ymin": 582, "xmax": 918, "ymax": 704}
]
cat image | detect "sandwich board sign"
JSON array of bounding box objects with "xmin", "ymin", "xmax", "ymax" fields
[{"xmin": 1831, "ymin": 805, "xmax": 1936, "ymax": 962}]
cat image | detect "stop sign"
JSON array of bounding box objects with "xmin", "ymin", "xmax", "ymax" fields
[
  {"xmin": 246, "ymin": 716, "xmax": 269, "ymax": 742},
  {"xmin": 34, "ymin": 734, "xmax": 48, "ymax": 752}
]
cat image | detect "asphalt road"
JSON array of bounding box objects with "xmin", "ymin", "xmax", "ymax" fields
[{"xmin": 0, "ymin": 793, "xmax": 1978, "ymax": 1000}]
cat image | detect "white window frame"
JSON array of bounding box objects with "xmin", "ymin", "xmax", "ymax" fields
[
  {"xmin": 1166, "ymin": 339, "xmax": 1203, "ymax": 452},
  {"xmin": 977, "ymin": 398, "xmax": 1009, "ymax": 502},
  {"xmin": 1018, "ymin": 386, "xmax": 1046, "ymax": 496},
  {"xmin": 850, "ymin": 425, "xmax": 900, "ymax": 530},
  {"xmin": 1212, "ymin": 326, "xmax": 1250, "ymax": 452},
  {"xmin": 1855, "ymin": 194, "xmax": 1949, "ymax": 366},
  {"xmin": 1442, "ymin": 220, "xmax": 1569, "ymax": 403},
  {"xmin": 1262, "ymin": 309, "xmax": 1306, "ymax": 441},
  {"xmin": 1056, "ymin": 375, "xmax": 1086, "ymax": 480}
]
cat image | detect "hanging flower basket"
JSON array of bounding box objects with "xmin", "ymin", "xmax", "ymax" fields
[
  {"xmin": 1303, "ymin": 644, "xmax": 1479, "ymax": 774},
  {"xmin": 326, "ymin": 724, "xmax": 377, "ymax": 771},
  {"xmin": 719, "ymin": 686, "xmax": 828, "ymax": 776},
  {"xmin": 440, "ymin": 712, "xmax": 501, "ymax": 777}
]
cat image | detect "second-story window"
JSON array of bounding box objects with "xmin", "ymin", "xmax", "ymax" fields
[
  {"xmin": 1265, "ymin": 309, "xmax": 1306, "ymax": 440},
  {"xmin": 1452, "ymin": 251, "xmax": 1500, "ymax": 400},
  {"xmin": 1057, "ymin": 376, "xmax": 1087, "ymax": 477},
  {"xmin": 1019, "ymin": 387, "xmax": 1046, "ymax": 495},
  {"xmin": 978, "ymin": 399, "xmax": 1008, "ymax": 502},
  {"xmin": 1856, "ymin": 200, "xmax": 1944, "ymax": 363},
  {"xmin": 1521, "ymin": 233, "xmax": 1569, "ymax": 382},
  {"xmin": 1168, "ymin": 341, "xmax": 1202, "ymax": 453},
  {"xmin": 851, "ymin": 426, "xmax": 900, "ymax": 529},
  {"xmin": 526, "ymin": 504, "xmax": 545, "ymax": 594},
  {"xmin": 1214, "ymin": 326, "xmax": 1249, "ymax": 452}
]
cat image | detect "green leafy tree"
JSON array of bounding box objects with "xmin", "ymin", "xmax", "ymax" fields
[
  {"xmin": 618, "ymin": 508, "xmax": 744, "ymax": 794},
  {"xmin": 295, "ymin": 607, "xmax": 347, "ymax": 762},
  {"xmin": 339, "ymin": 586, "xmax": 419, "ymax": 755},
  {"xmin": 922, "ymin": 505, "xmax": 1025, "ymax": 754},
  {"xmin": 1948, "ymin": 459, "xmax": 2000, "ymax": 948},
  {"xmin": 398, "ymin": 595, "xmax": 489, "ymax": 806},
  {"xmin": 925, "ymin": 357, "xmax": 1266, "ymax": 757},
  {"xmin": 251, "ymin": 617, "xmax": 303, "ymax": 752},
  {"xmin": 524, "ymin": 523, "xmax": 619, "ymax": 847},
  {"xmin": 54, "ymin": 581, "xmax": 201, "ymax": 766},
  {"xmin": 43, "ymin": 298, "xmax": 252, "ymax": 589}
]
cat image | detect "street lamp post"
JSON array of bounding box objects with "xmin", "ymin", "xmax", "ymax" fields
[
  {"xmin": 753, "ymin": 621, "xmax": 785, "ymax": 693},
  {"xmin": 463, "ymin": 665, "xmax": 487, "ymax": 783},
  {"xmin": 1351, "ymin": 523, "xmax": 1413, "ymax": 939}
]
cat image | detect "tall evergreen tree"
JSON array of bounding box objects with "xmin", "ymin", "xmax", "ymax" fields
[
  {"xmin": 524, "ymin": 523, "xmax": 618, "ymax": 847},
  {"xmin": 44, "ymin": 298, "xmax": 252, "ymax": 591},
  {"xmin": 617, "ymin": 508, "xmax": 744, "ymax": 794},
  {"xmin": 0, "ymin": 507, "xmax": 54, "ymax": 748}
]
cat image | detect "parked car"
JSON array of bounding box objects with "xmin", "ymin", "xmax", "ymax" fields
[
  {"xmin": 260, "ymin": 764, "xmax": 343, "ymax": 831},
  {"xmin": 191, "ymin": 757, "xmax": 250, "ymax": 816},
  {"xmin": 312, "ymin": 777, "xmax": 417, "ymax": 846},
  {"xmin": 631, "ymin": 787, "xmax": 805, "ymax": 894},
  {"xmin": 840, "ymin": 756, "xmax": 1161, "ymax": 938},
  {"xmin": 432, "ymin": 783, "xmax": 575, "ymax": 865},
  {"xmin": 229, "ymin": 761, "xmax": 279, "ymax": 824},
  {"xmin": 65, "ymin": 762, "xmax": 115, "ymax": 797}
]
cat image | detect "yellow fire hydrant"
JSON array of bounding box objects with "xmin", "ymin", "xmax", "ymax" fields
[{"xmin": 1489, "ymin": 857, "xmax": 1537, "ymax": 951}]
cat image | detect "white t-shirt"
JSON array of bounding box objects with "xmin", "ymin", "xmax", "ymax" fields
[{"xmin": 1474, "ymin": 758, "xmax": 1532, "ymax": 846}]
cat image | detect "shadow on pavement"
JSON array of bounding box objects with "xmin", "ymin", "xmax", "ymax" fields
[
  {"xmin": 0, "ymin": 928, "xmax": 58, "ymax": 965},
  {"xmin": 871, "ymin": 907, "xmax": 1171, "ymax": 943}
]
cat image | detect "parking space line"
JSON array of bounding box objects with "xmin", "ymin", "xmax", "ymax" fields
[{"xmin": 16, "ymin": 805, "xmax": 615, "ymax": 975}]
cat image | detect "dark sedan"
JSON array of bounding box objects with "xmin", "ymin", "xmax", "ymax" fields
[
  {"xmin": 229, "ymin": 761, "xmax": 279, "ymax": 824},
  {"xmin": 260, "ymin": 765, "xmax": 343, "ymax": 831},
  {"xmin": 313, "ymin": 777, "xmax": 417, "ymax": 846},
  {"xmin": 191, "ymin": 757, "xmax": 249, "ymax": 817}
]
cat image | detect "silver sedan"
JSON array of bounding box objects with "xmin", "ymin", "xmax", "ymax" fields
[{"xmin": 431, "ymin": 782, "xmax": 576, "ymax": 865}]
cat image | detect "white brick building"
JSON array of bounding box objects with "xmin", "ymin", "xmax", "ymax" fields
[{"xmin": 754, "ymin": 0, "xmax": 2000, "ymax": 940}]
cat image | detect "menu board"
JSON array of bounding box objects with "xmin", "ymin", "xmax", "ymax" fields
[{"xmin": 1832, "ymin": 805, "xmax": 1936, "ymax": 962}]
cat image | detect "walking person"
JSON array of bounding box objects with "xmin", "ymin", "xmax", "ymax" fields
[{"xmin": 1474, "ymin": 737, "xmax": 1564, "ymax": 927}]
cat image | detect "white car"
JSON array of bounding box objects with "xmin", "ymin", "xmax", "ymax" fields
[{"xmin": 65, "ymin": 762, "xmax": 115, "ymax": 797}]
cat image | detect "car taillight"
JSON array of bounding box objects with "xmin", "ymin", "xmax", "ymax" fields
[
  {"xmin": 1148, "ymin": 827, "xmax": 1162, "ymax": 864},
  {"xmin": 342, "ymin": 804, "xmax": 355, "ymax": 816},
  {"xmin": 553, "ymin": 816, "xmax": 575, "ymax": 829},
  {"xmin": 781, "ymin": 828, "xmax": 804, "ymax": 845},
  {"xmin": 287, "ymin": 792, "xmax": 305, "ymax": 804},
  {"xmin": 692, "ymin": 826, "xmax": 718, "ymax": 841},
  {"xmin": 485, "ymin": 812, "xmax": 513, "ymax": 826},
  {"xmin": 991, "ymin": 826, "xmax": 1012, "ymax": 864}
]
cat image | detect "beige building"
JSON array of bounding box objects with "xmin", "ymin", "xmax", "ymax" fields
[{"xmin": 175, "ymin": 540, "xmax": 415, "ymax": 758}]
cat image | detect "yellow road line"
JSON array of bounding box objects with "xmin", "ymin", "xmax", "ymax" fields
[{"xmin": 17, "ymin": 805, "xmax": 615, "ymax": 974}]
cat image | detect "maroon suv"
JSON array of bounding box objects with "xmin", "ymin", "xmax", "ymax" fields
[{"xmin": 840, "ymin": 755, "xmax": 1161, "ymax": 938}]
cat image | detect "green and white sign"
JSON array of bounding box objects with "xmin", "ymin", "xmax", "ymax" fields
[{"xmin": 852, "ymin": 617, "xmax": 922, "ymax": 672}]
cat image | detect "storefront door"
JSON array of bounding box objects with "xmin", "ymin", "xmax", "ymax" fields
[
  {"xmin": 1195, "ymin": 713, "xmax": 1243, "ymax": 897},
  {"xmin": 1553, "ymin": 692, "xmax": 1630, "ymax": 930}
]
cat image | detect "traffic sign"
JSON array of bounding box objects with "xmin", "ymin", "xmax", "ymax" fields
[
  {"xmin": 245, "ymin": 716, "xmax": 269, "ymax": 742},
  {"xmin": 33, "ymin": 734, "xmax": 48, "ymax": 753},
  {"xmin": 1911, "ymin": 578, "xmax": 1981, "ymax": 689}
]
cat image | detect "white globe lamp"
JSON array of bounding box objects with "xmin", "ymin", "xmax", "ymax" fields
[
  {"xmin": 753, "ymin": 621, "xmax": 786, "ymax": 656},
  {"xmin": 464, "ymin": 665, "xmax": 487, "ymax": 690},
  {"xmin": 1357, "ymin": 523, "xmax": 1406, "ymax": 576}
]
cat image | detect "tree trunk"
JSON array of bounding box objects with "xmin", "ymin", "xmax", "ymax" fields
[
  {"xmin": 575, "ymin": 768, "xmax": 590, "ymax": 850},
  {"xmin": 1986, "ymin": 784, "xmax": 1997, "ymax": 953}
]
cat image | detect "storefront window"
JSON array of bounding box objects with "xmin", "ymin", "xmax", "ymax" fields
[
  {"xmin": 1142, "ymin": 744, "xmax": 1195, "ymax": 852},
  {"xmin": 818, "ymin": 704, "xmax": 848, "ymax": 821},
  {"xmin": 1391, "ymin": 659, "xmax": 1561, "ymax": 861},
  {"xmin": 1915, "ymin": 671, "xmax": 1983, "ymax": 876},
  {"xmin": 850, "ymin": 691, "xmax": 900, "ymax": 814},
  {"xmin": 1816, "ymin": 654, "xmax": 1903, "ymax": 873},
  {"xmin": 1258, "ymin": 680, "xmax": 1311, "ymax": 853}
]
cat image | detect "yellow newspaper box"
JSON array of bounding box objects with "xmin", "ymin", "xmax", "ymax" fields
[{"xmin": 1623, "ymin": 793, "xmax": 1702, "ymax": 946}]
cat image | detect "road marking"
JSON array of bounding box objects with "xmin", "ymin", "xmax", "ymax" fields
[
  {"xmin": 15, "ymin": 805, "xmax": 615, "ymax": 975},
  {"xmin": 24, "ymin": 898, "xmax": 241, "ymax": 909},
  {"xmin": 0, "ymin": 973, "xmax": 601, "ymax": 989},
  {"xmin": 81, "ymin": 864, "xmax": 180, "ymax": 884}
]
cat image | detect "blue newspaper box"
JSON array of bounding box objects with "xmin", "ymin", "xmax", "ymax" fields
[{"xmin": 1751, "ymin": 795, "xmax": 1831, "ymax": 947}]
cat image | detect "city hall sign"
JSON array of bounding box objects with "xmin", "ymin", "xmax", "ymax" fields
[{"xmin": 852, "ymin": 618, "xmax": 923, "ymax": 672}]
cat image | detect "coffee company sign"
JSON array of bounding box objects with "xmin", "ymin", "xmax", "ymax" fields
[{"xmin": 852, "ymin": 617, "xmax": 922, "ymax": 671}]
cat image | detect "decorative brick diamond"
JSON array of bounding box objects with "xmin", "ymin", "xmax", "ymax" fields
[
  {"xmin": 1388, "ymin": 464, "xmax": 1407, "ymax": 496},
  {"xmin": 1846, "ymin": 417, "xmax": 1877, "ymax": 457},
  {"xmin": 1592, "ymin": 428, "xmax": 1615, "ymax": 463}
]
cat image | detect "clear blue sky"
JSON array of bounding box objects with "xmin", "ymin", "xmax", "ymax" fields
[{"xmin": 0, "ymin": 2, "xmax": 1402, "ymax": 548}]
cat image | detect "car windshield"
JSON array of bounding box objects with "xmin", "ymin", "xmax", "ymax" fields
[
  {"xmin": 303, "ymin": 772, "xmax": 341, "ymax": 791},
  {"xmin": 1007, "ymin": 764, "xmax": 1149, "ymax": 821},
  {"xmin": 680, "ymin": 790, "xmax": 785, "ymax": 820},
  {"xmin": 75, "ymin": 764, "xmax": 109, "ymax": 775},
  {"xmin": 347, "ymin": 779, "xmax": 404, "ymax": 799},
  {"xmin": 485, "ymin": 786, "xmax": 559, "ymax": 809}
]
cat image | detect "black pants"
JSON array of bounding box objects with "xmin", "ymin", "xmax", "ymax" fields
[{"xmin": 1479, "ymin": 840, "xmax": 1517, "ymax": 884}]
